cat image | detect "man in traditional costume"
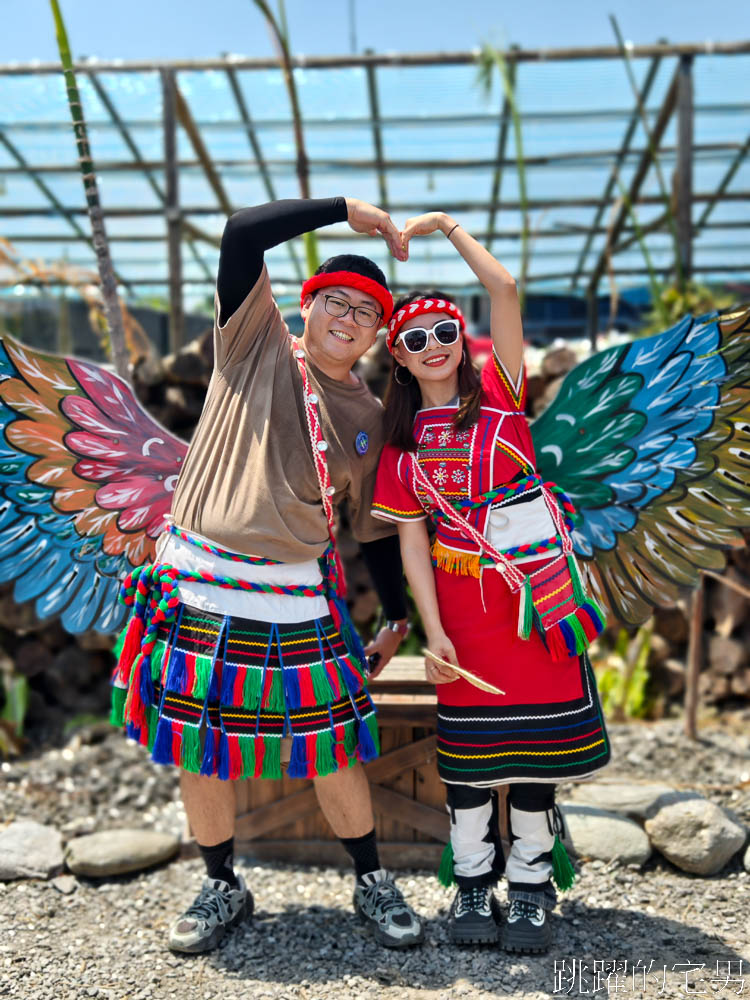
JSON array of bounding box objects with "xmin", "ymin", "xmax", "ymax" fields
[{"xmin": 113, "ymin": 197, "xmax": 423, "ymax": 953}]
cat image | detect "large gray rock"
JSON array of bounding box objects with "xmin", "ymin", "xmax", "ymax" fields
[
  {"xmin": 645, "ymin": 799, "xmax": 747, "ymax": 875},
  {"xmin": 0, "ymin": 820, "xmax": 64, "ymax": 880},
  {"xmin": 559, "ymin": 804, "xmax": 652, "ymax": 866},
  {"xmin": 745, "ymin": 843, "xmax": 750, "ymax": 874},
  {"xmin": 567, "ymin": 780, "xmax": 700, "ymax": 822},
  {"xmin": 65, "ymin": 829, "xmax": 179, "ymax": 878}
]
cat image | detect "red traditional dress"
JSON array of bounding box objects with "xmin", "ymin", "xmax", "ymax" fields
[{"xmin": 373, "ymin": 350, "xmax": 611, "ymax": 787}]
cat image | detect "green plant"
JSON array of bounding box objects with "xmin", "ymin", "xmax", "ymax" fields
[
  {"xmin": 640, "ymin": 282, "xmax": 735, "ymax": 335},
  {"xmin": 0, "ymin": 668, "xmax": 29, "ymax": 757},
  {"xmin": 591, "ymin": 622, "xmax": 654, "ymax": 720}
]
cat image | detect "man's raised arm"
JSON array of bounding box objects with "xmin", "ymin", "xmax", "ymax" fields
[{"xmin": 216, "ymin": 197, "xmax": 348, "ymax": 327}]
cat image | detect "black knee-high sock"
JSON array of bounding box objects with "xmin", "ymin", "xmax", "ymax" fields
[
  {"xmin": 340, "ymin": 828, "xmax": 381, "ymax": 883},
  {"xmin": 198, "ymin": 837, "xmax": 238, "ymax": 888}
]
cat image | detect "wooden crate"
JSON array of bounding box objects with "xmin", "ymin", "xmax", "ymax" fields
[{"xmin": 232, "ymin": 656, "xmax": 450, "ymax": 869}]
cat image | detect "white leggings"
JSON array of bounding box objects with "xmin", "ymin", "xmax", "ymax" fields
[{"xmin": 445, "ymin": 782, "xmax": 558, "ymax": 910}]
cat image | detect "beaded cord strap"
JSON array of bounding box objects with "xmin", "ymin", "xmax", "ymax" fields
[
  {"xmin": 289, "ymin": 337, "xmax": 348, "ymax": 599},
  {"xmin": 167, "ymin": 524, "xmax": 282, "ymax": 565},
  {"xmin": 409, "ymin": 456, "xmax": 606, "ymax": 659},
  {"xmin": 116, "ymin": 561, "xmax": 327, "ymax": 683},
  {"xmin": 409, "ymin": 458, "xmax": 577, "ymax": 593}
]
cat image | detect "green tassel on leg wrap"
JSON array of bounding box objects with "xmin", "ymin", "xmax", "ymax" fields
[
  {"xmin": 438, "ymin": 842, "xmax": 456, "ymax": 888},
  {"xmin": 109, "ymin": 686, "xmax": 127, "ymax": 727},
  {"xmin": 551, "ymin": 834, "xmax": 576, "ymax": 891}
]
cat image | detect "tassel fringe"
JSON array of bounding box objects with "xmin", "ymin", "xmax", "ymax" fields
[
  {"xmin": 438, "ymin": 842, "xmax": 456, "ymax": 888},
  {"xmin": 109, "ymin": 685, "xmax": 127, "ymax": 727},
  {"xmin": 114, "ymin": 613, "xmax": 379, "ymax": 780},
  {"xmin": 545, "ymin": 600, "xmax": 607, "ymax": 661},
  {"xmin": 431, "ymin": 539, "xmax": 482, "ymax": 578},
  {"xmin": 356, "ymin": 713, "xmax": 380, "ymax": 763},
  {"xmin": 551, "ymin": 835, "xmax": 577, "ymax": 891}
]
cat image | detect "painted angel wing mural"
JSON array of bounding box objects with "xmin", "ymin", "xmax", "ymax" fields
[
  {"xmin": 531, "ymin": 305, "xmax": 750, "ymax": 626},
  {"xmin": 0, "ymin": 337, "xmax": 187, "ymax": 633}
]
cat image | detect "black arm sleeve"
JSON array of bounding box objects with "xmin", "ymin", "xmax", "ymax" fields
[
  {"xmin": 359, "ymin": 535, "xmax": 409, "ymax": 621},
  {"xmin": 217, "ymin": 197, "xmax": 348, "ymax": 325}
]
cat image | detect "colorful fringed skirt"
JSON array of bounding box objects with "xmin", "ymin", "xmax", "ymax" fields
[
  {"xmin": 433, "ymin": 557, "xmax": 611, "ymax": 788},
  {"xmin": 110, "ymin": 528, "xmax": 379, "ymax": 781}
]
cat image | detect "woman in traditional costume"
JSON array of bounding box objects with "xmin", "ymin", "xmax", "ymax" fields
[{"xmin": 372, "ymin": 212, "xmax": 611, "ymax": 953}]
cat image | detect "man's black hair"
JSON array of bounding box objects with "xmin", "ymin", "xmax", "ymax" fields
[{"xmin": 314, "ymin": 254, "xmax": 389, "ymax": 290}]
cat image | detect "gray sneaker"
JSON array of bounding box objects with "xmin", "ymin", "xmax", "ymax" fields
[
  {"xmin": 168, "ymin": 876, "xmax": 253, "ymax": 954},
  {"xmin": 353, "ymin": 869, "xmax": 424, "ymax": 948}
]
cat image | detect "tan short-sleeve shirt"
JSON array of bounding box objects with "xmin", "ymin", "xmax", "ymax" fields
[{"xmin": 170, "ymin": 265, "xmax": 394, "ymax": 562}]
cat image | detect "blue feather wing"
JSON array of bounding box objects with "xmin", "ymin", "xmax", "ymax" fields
[{"xmin": 531, "ymin": 306, "xmax": 750, "ymax": 624}]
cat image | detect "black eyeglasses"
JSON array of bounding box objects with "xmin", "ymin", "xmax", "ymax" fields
[
  {"xmin": 323, "ymin": 294, "xmax": 382, "ymax": 329},
  {"xmin": 397, "ymin": 319, "xmax": 461, "ymax": 354}
]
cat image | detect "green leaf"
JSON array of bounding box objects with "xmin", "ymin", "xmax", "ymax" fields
[{"xmin": 1, "ymin": 674, "xmax": 29, "ymax": 738}]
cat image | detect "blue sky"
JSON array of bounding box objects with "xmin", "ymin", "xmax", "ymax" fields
[{"xmin": 4, "ymin": 0, "xmax": 750, "ymax": 64}]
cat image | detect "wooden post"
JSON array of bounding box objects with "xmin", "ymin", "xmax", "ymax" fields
[
  {"xmin": 161, "ymin": 69, "xmax": 184, "ymax": 353},
  {"xmin": 587, "ymin": 285, "xmax": 598, "ymax": 352},
  {"xmin": 684, "ymin": 578, "xmax": 704, "ymax": 740},
  {"xmin": 676, "ymin": 54, "xmax": 694, "ymax": 284}
]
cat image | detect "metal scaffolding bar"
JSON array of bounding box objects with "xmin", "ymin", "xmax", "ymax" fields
[
  {"xmin": 676, "ymin": 55, "xmax": 694, "ymax": 280},
  {"xmin": 0, "ymin": 127, "xmax": 135, "ymax": 292},
  {"xmin": 487, "ymin": 62, "xmax": 514, "ymax": 253},
  {"xmin": 0, "ymin": 129, "xmax": 91, "ymax": 246},
  {"xmin": 1, "ymin": 40, "xmax": 748, "ymax": 75},
  {"xmin": 8, "ymin": 262, "xmax": 748, "ymax": 290},
  {"xmin": 6, "ymin": 219, "xmax": 749, "ymax": 245},
  {"xmin": 3, "ymin": 191, "xmax": 745, "ymax": 219},
  {"xmin": 364, "ymin": 52, "xmax": 393, "ymax": 282},
  {"xmin": 586, "ymin": 67, "xmax": 680, "ymax": 299},
  {"xmin": 173, "ymin": 81, "xmax": 233, "ymax": 218},
  {"xmin": 161, "ymin": 69, "xmax": 184, "ymax": 352},
  {"xmin": 570, "ymin": 53, "xmax": 663, "ymax": 289},
  {"xmin": 225, "ymin": 65, "xmax": 302, "ymax": 281},
  {"xmin": 3, "ymin": 103, "xmax": 747, "ymax": 132},
  {"xmin": 3, "ymin": 142, "xmax": 741, "ymax": 175},
  {"xmin": 86, "ymin": 71, "xmax": 212, "ymax": 282},
  {"xmin": 694, "ymin": 137, "xmax": 750, "ymax": 233}
]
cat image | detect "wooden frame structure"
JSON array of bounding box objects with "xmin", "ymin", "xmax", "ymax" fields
[{"xmin": 1, "ymin": 40, "xmax": 749, "ymax": 349}]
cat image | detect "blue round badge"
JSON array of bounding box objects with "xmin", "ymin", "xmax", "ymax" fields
[{"xmin": 355, "ymin": 431, "xmax": 369, "ymax": 455}]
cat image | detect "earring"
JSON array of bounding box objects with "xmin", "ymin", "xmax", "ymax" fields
[{"xmin": 394, "ymin": 365, "xmax": 413, "ymax": 386}]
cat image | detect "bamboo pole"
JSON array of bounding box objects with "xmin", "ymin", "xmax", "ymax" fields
[
  {"xmin": 2, "ymin": 40, "xmax": 749, "ymax": 75},
  {"xmin": 48, "ymin": 0, "xmax": 130, "ymax": 383},
  {"xmin": 252, "ymin": 0, "xmax": 318, "ymax": 274},
  {"xmin": 676, "ymin": 55, "xmax": 695, "ymax": 282},
  {"xmin": 161, "ymin": 70, "xmax": 184, "ymax": 353},
  {"xmin": 684, "ymin": 579, "xmax": 705, "ymax": 741}
]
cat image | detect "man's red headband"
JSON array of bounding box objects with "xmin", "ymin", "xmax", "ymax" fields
[
  {"xmin": 386, "ymin": 297, "xmax": 466, "ymax": 353},
  {"xmin": 300, "ymin": 271, "xmax": 393, "ymax": 327}
]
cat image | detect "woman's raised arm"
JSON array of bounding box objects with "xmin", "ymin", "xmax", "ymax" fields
[{"xmin": 400, "ymin": 211, "xmax": 524, "ymax": 384}]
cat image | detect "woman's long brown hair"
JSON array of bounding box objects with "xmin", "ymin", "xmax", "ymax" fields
[{"xmin": 383, "ymin": 289, "xmax": 483, "ymax": 451}]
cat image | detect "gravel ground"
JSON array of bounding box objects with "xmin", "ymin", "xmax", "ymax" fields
[{"xmin": 1, "ymin": 712, "xmax": 749, "ymax": 1000}]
